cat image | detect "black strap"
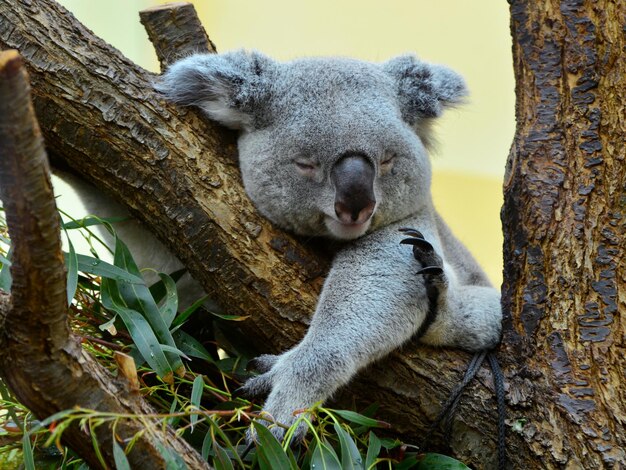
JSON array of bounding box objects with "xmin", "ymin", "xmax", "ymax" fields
[{"xmin": 420, "ymin": 350, "xmax": 507, "ymax": 470}]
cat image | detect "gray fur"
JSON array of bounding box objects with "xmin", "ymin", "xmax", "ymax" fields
[{"xmin": 157, "ymin": 50, "xmax": 502, "ymax": 439}]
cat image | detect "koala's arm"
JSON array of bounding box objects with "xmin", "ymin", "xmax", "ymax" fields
[{"xmin": 245, "ymin": 221, "xmax": 501, "ymax": 438}]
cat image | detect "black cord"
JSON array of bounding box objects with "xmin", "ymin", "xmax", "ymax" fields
[
  {"xmin": 420, "ymin": 350, "xmax": 507, "ymax": 470},
  {"xmin": 488, "ymin": 351, "xmax": 507, "ymax": 470}
]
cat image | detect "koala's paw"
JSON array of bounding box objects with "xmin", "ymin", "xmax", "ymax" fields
[
  {"xmin": 399, "ymin": 228, "xmax": 447, "ymax": 288},
  {"xmin": 240, "ymin": 371, "xmax": 274, "ymax": 397},
  {"xmin": 250, "ymin": 354, "xmax": 279, "ymax": 373}
]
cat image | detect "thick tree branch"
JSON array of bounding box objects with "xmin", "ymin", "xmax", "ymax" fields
[{"xmin": 0, "ymin": 49, "xmax": 209, "ymax": 470}]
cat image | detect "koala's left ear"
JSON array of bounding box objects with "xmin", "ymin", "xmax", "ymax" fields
[
  {"xmin": 382, "ymin": 54, "xmax": 468, "ymax": 125},
  {"xmin": 156, "ymin": 50, "xmax": 277, "ymax": 130}
]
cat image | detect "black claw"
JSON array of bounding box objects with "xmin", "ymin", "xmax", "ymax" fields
[
  {"xmin": 400, "ymin": 237, "xmax": 433, "ymax": 251},
  {"xmin": 416, "ymin": 266, "xmax": 444, "ymax": 276},
  {"xmin": 398, "ymin": 227, "xmax": 424, "ymax": 238}
]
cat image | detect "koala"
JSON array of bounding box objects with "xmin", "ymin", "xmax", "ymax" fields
[{"xmin": 157, "ymin": 50, "xmax": 502, "ymax": 440}]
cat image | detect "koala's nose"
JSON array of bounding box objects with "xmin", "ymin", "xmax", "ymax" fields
[{"xmin": 331, "ymin": 154, "xmax": 376, "ymax": 225}]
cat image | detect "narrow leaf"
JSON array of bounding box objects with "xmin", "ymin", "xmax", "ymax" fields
[
  {"xmin": 365, "ymin": 432, "xmax": 382, "ymax": 470},
  {"xmin": 72, "ymin": 253, "xmax": 143, "ymax": 283},
  {"xmin": 22, "ymin": 431, "xmax": 35, "ymax": 470},
  {"xmin": 171, "ymin": 294, "xmax": 210, "ymax": 328},
  {"xmin": 333, "ymin": 423, "xmax": 364, "ymax": 469},
  {"xmin": 416, "ymin": 453, "xmax": 470, "ymax": 469},
  {"xmin": 101, "ymin": 278, "xmax": 173, "ymax": 382},
  {"xmin": 212, "ymin": 440, "xmax": 234, "ymax": 470},
  {"xmin": 172, "ymin": 330, "xmax": 214, "ymax": 362},
  {"xmin": 149, "ymin": 268, "xmax": 186, "ymax": 302},
  {"xmin": 156, "ymin": 272, "xmax": 178, "ymax": 327},
  {"xmin": 252, "ymin": 421, "xmax": 292, "ymax": 470},
  {"xmin": 112, "ymin": 439, "xmax": 131, "ymax": 470},
  {"xmin": 190, "ymin": 375, "xmax": 204, "ymax": 431},
  {"xmin": 65, "ymin": 238, "xmax": 79, "ymax": 305},
  {"xmin": 311, "ymin": 440, "xmax": 342, "ymax": 470},
  {"xmin": 0, "ymin": 246, "xmax": 12, "ymax": 292},
  {"xmin": 331, "ymin": 409, "xmax": 389, "ymax": 428},
  {"xmin": 113, "ymin": 236, "xmax": 184, "ymax": 375},
  {"xmin": 201, "ymin": 430, "xmax": 213, "ymax": 460},
  {"xmin": 62, "ymin": 215, "xmax": 128, "ymax": 230}
]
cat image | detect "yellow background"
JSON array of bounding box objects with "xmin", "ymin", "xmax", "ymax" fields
[{"xmin": 57, "ymin": 0, "xmax": 514, "ymax": 285}]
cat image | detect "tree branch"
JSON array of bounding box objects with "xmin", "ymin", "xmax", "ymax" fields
[
  {"xmin": 0, "ymin": 49, "xmax": 210, "ymax": 470},
  {"xmin": 139, "ymin": 2, "xmax": 217, "ymax": 69}
]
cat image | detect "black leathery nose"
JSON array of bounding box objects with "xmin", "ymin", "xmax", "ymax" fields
[{"xmin": 330, "ymin": 154, "xmax": 376, "ymax": 224}]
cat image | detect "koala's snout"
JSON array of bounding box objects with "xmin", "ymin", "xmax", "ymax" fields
[{"xmin": 331, "ymin": 154, "xmax": 376, "ymax": 225}]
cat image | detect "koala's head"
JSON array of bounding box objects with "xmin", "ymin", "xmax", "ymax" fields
[{"xmin": 157, "ymin": 51, "xmax": 466, "ymax": 240}]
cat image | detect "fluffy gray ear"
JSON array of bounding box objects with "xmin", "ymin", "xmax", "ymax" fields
[
  {"xmin": 383, "ymin": 54, "xmax": 468, "ymax": 124},
  {"xmin": 156, "ymin": 50, "xmax": 277, "ymax": 130}
]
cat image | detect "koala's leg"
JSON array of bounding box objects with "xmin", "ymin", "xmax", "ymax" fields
[
  {"xmin": 399, "ymin": 227, "xmax": 502, "ymax": 352},
  {"xmin": 243, "ymin": 225, "xmax": 433, "ymax": 440}
]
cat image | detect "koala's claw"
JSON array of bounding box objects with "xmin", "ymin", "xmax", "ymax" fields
[
  {"xmin": 400, "ymin": 236, "xmax": 434, "ymax": 251},
  {"xmin": 416, "ymin": 266, "xmax": 444, "ymax": 276},
  {"xmin": 249, "ymin": 354, "xmax": 278, "ymax": 373},
  {"xmin": 240, "ymin": 372, "xmax": 273, "ymax": 397}
]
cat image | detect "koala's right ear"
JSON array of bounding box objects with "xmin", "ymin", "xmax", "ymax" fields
[{"xmin": 156, "ymin": 50, "xmax": 277, "ymax": 130}]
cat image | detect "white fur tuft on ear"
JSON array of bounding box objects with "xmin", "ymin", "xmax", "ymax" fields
[
  {"xmin": 155, "ymin": 50, "xmax": 276, "ymax": 131},
  {"xmin": 382, "ymin": 54, "xmax": 468, "ymax": 123}
]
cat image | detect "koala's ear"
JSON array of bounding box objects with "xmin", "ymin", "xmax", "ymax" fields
[
  {"xmin": 156, "ymin": 50, "xmax": 277, "ymax": 130},
  {"xmin": 382, "ymin": 54, "xmax": 468, "ymax": 124}
]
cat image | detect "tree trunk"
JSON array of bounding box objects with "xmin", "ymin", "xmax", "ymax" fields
[
  {"xmin": 501, "ymin": 0, "xmax": 625, "ymax": 467},
  {"xmin": 1, "ymin": 0, "xmax": 623, "ymax": 468}
]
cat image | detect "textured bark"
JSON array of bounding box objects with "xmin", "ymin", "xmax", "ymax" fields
[
  {"xmin": 0, "ymin": 50, "xmax": 209, "ymax": 469},
  {"xmin": 501, "ymin": 1, "xmax": 626, "ymax": 468},
  {"xmin": 139, "ymin": 2, "xmax": 217, "ymax": 69}
]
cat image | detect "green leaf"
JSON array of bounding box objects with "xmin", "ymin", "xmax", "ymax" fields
[
  {"xmin": 65, "ymin": 237, "xmax": 79, "ymax": 305},
  {"xmin": 149, "ymin": 268, "xmax": 186, "ymax": 303},
  {"xmin": 22, "ymin": 431, "xmax": 35, "ymax": 470},
  {"xmin": 101, "ymin": 278, "xmax": 173, "ymax": 382},
  {"xmin": 252, "ymin": 421, "xmax": 292, "ymax": 470},
  {"xmin": 415, "ymin": 453, "xmax": 470, "ymax": 469},
  {"xmin": 0, "ymin": 246, "xmax": 12, "ymax": 292},
  {"xmin": 331, "ymin": 409, "xmax": 388, "ymax": 428},
  {"xmin": 172, "ymin": 330, "xmax": 214, "ymax": 362},
  {"xmin": 201, "ymin": 431, "xmax": 213, "ymax": 460},
  {"xmin": 212, "ymin": 440, "xmax": 234, "ymax": 470},
  {"xmin": 171, "ymin": 294, "xmax": 210, "ymax": 328},
  {"xmin": 71, "ymin": 253, "xmax": 143, "ymax": 283},
  {"xmin": 154, "ymin": 441, "xmax": 188, "ymax": 469},
  {"xmin": 365, "ymin": 432, "xmax": 381, "ymax": 470},
  {"xmin": 156, "ymin": 273, "xmax": 178, "ymax": 327},
  {"xmin": 311, "ymin": 440, "xmax": 342, "ymax": 470},
  {"xmin": 190, "ymin": 375, "xmax": 204, "ymax": 432},
  {"xmin": 112, "ymin": 236, "xmax": 184, "ymax": 375},
  {"xmin": 112, "ymin": 439, "xmax": 131, "ymax": 470},
  {"xmin": 61, "ymin": 215, "xmax": 128, "ymax": 230},
  {"xmin": 333, "ymin": 423, "xmax": 364, "ymax": 469}
]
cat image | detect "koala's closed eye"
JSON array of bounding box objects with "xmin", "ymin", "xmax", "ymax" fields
[
  {"xmin": 293, "ymin": 159, "xmax": 319, "ymax": 176},
  {"xmin": 380, "ymin": 153, "xmax": 396, "ymax": 174}
]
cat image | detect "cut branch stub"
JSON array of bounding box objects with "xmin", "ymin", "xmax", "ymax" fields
[
  {"xmin": 139, "ymin": 2, "xmax": 217, "ymax": 70},
  {"xmin": 0, "ymin": 49, "xmax": 210, "ymax": 470}
]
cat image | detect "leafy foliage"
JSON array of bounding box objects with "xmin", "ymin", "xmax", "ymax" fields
[{"xmin": 0, "ymin": 210, "xmax": 470, "ymax": 469}]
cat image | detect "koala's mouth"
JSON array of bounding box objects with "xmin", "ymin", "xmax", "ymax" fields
[{"xmin": 324, "ymin": 216, "xmax": 372, "ymax": 240}]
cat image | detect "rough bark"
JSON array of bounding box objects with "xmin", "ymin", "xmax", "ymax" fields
[
  {"xmin": 502, "ymin": 1, "xmax": 625, "ymax": 468},
  {"xmin": 139, "ymin": 2, "xmax": 217, "ymax": 70},
  {"xmin": 0, "ymin": 50, "xmax": 209, "ymax": 469}
]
